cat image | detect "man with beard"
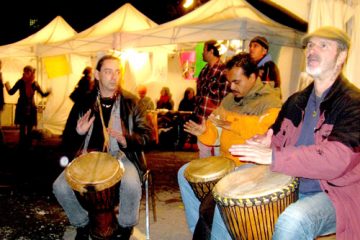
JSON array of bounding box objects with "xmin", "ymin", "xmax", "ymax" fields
[
  {"xmin": 230, "ymin": 27, "xmax": 360, "ymax": 239},
  {"xmin": 177, "ymin": 52, "xmax": 282, "ymax": 239}
]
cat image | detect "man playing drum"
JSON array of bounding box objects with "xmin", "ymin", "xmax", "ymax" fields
[
  {"xmin": 178, "ymin": 52, "xmax": 282, "ymax": 239},
  {"xmin": 53, "ymin": 55, "xmax": 152, "ymax": 240},
  {"xmin": 230, "ymin": 27, "xmax": 360, "ymax": 239}
]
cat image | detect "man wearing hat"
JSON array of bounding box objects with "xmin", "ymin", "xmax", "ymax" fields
[
  {"xmin": 229, "ymin": 26, "xmax": 360, "ymax": 239},
  {"xmin": 249, "ymin": 36, "xmax": 281, "ymax": 89}
]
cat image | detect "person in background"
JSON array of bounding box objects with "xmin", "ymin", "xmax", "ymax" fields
[
  {"xmin": 178, "ymin": 87, "xmax": 196, "ymax": 112},
  {"xmin": 137, "ymin": 85, "xmax": 154, "ymax": 111},
  {"xmin": 230, "ymin": 26, "xmax": 360, "ymax": 240},
  {"xmin": 156, "ymin": 86, "xmax": 174, "ymax": 110},
  {"xmin": 70, "ymin": 66, "xmax": 94, "ymax": 103},
  {"xmin": 0, "ymin": 60, "xmax": 4, "ymax": 144},
  {"xmin": 178, "ymin": 52, "xmax": 282, "ymax": 239},
  {"xmin": 53, "ymin": 55, "xmax": 152, "ymax": 240},
  {"xmin": 178, "ymin": 87, "xmax": 197, "ymax": 150},
  {"xmin": 249, "ymin": 36, "xmax": 281, "ymax": 89},
  {"xmin": 5, "ymin": 65, "xmax": 51, "ymax": 148},
  {"xmin": 193, "ymin": 40, "xmax": 230, "ymax": 158}
]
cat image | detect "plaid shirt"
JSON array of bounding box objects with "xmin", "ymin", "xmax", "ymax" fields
[{"xmin": 194, "ymin": 60, "xmax": 229, "ymax": 123}]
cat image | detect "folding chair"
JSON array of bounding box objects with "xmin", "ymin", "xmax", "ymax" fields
[{"xmin": 142, "ymin": 152, "xmax": 157, "ymax": 240}]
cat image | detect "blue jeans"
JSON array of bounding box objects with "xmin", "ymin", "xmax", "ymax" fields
[
  {"xmin": 273, "ymin": 191, "xmax": 336, "ymax": 239},
  {"xmin": 178, "ymin": 163, "xmax": 232, "ymax": 240},
  {"xmin": 53, "ymin": 157, "xmax": 142, "ymax": 228}
]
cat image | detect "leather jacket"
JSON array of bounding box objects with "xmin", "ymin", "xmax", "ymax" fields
[{"xmin": 62, "ymin": 86, "xmax": 153, "ymax": 178}]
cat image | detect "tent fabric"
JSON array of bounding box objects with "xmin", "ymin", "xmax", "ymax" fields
[
  {"xmin": 0, "ymin": 16, "xmax": 77, "ymax": 58},
  {"xmin": 270, "ymin": 0, "xmax": 360, "ymax": 88},
  {"xmin": 38, "ymin": 3, "xmax": 158, "ymax": 56},
  {"xmin": 114, "ymin": 0, "xmax": 305, "ymax": 50}
]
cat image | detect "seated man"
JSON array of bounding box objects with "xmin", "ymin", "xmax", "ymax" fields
[
  {"xmin": 229, "ymin": 26, "xmax": 360, "ymax": 240},
  {"xmin": 53, "ymin": 55, "xmax": 152, "ymax": 240},
  {"xmin": 178, "ymin": 52, "xmax": 282, "ymax": 239}
]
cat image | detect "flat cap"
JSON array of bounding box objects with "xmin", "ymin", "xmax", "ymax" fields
[{"xmin": 302, "ymin": 26, "xmax": 350, "ymax": 49}]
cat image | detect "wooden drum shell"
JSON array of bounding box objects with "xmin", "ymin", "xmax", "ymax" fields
[{"xmin": 212, "ymin": 165, "xmax": 298, "ymax": 240}]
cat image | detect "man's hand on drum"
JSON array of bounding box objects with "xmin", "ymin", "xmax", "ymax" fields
[
  {"xmin": 184, "ymin": 119, "xmax": 206, "ymax": 136},
  {"xmin": 229, "ymin": 143, "xmax": 272, "ymax": 165},
  {"xmin": 108, "ymin": 128, "xmax": 127, "ymax": 147},
  {"xmin": 76, "ymin": 110, "xmax": 95, "ymax": 135},
  {"xmin": 245, "ymin": 129, "xmax": 273, "ymax": 147}
]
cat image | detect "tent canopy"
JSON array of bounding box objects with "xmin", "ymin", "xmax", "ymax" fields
[
  {"xmin": 0, "ymin": 16, "xmax": 77, "ymax": 58},
  {"xmin": 38, "ymin": 3, "xmax": 158, "ymax": 56},
  {"xmin": 115, "ymin": 0, "xmax": 305, "ymax": 50}
]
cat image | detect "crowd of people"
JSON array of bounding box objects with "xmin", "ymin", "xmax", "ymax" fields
[{"xmin": 1, "ymin": 26, "xmax": 359, "ymax": 240}]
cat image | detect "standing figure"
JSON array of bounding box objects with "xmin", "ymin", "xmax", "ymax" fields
[
  {"xmin": 5, "ymin": 65, "xmax": 51, "ymax": 148},
  {"xmin": 53, "ymin": 55, "xmax": 152, "ymax": 240},
  {"xmin": 70, "ymin": 66, "xmax": 94, "ymax": 103},
  {"xmin": 193, "ymin": 40, "xmax": 230, "ymax": 158},
  {"xmin": 249, "ymin": 36, "xmax": 281, "ymax": 89},
  {"xmin": 230, "ymin": 27, "xmax": 360, "ymax": 239}
]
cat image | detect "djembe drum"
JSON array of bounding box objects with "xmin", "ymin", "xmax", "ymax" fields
[
  {"xmin": 65, "ymin": 151, "xmax": 124, "ymax": 239},
  {"xmin": 184, "ymin": 156, "xmax": 235, "ymax": 201},
  {"xmin": 212, "ymin": 165, "xmax": 298, "ymax": 240}
]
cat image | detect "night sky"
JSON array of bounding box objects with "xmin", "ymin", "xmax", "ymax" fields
[{"xmin": 0, "ymin": 0, "xmax": 306, "ymax": 46}]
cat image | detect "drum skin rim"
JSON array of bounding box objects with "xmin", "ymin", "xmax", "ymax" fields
[
  {"xmin": 184, "ymin": 156, "xmax": 236, "ymax": 183},
  {"xmin": 212, "ymin": 165, "xmax": 299, "ymax": 207},
  {"xmin": 213, "ymin": 178, "xmax": 298, "ymax": 207},
  {"xmin": 65, "ymin": 152, "xmax": 124, "ymax": 193}
]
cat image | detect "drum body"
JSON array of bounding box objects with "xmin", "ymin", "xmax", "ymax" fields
[
  {"xmin": 212, "ymin": 165, "xmax": 298, "ymax": 240},
  {"xmin": 65, "ymin": 152, "xmax": 124, "ymax": 239},
  {"xmin": 184, "ymin": 156, "xmax": 235, "ymax": 201}
]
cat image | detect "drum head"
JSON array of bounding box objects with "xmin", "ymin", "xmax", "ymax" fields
[
  {"xmin": 213, "ymin": 165, "xmax": 297, "ymax": 204},
  {"xmin": 184, "ymin": 156, "xmax": 235, "ymax": 183},
  {"xmin": 65, "ymin": 152, "xmax": 123, "ymax": 193}
]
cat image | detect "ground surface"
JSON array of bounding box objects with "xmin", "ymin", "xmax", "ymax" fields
[{"xmin": 0, "ymin": 128, "xmax": 197, "ymax": 239}]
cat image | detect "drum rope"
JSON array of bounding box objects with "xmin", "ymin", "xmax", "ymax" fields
[{"xmin": 97, "ymin": 96, "xmax": 110, "ymax": 152}]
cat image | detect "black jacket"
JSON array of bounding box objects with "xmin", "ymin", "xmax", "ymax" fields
[{"xmin": 62, "ymin": 87, "xmax": 153, "ymax": 178}]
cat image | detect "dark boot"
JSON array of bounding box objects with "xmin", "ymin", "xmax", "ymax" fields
[
  {"xmin": 111, "ymin": 225, "xmax": 134, "ymax": 240},
  {"xmin": 75, "ymin": 224, "xmax": 90, "ymax": 240}
]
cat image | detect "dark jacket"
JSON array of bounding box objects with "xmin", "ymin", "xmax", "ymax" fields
[
  {"xmin": 62, "ymin": 87, "xmax": 153, "ymax": 178},
  {"xmin": 7, "ymin": 79, "xmax": 50, "ymax": 125},
  {"xmin": 271, "ymin": 75, "xmax": 360, "ymax": 239}
]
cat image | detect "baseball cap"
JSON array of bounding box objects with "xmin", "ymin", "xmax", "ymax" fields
[
  {"xmin": 302, "ymin": 26, "xmax": 350, "ymax": 49},
  {"xmin": 250, "ymin": 36, "xmax": 269, "ymax": 50}
]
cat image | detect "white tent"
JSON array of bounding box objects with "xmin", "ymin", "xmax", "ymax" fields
[
  {"xmin": 38, "ymin": 3, "xmax": 158, "ymax": 57},
  {"xmin": 270, "ymin": 0, "xmax": 360, "ymax": 88},
  {"xmin": 0, "ymin": 16, "xmax": 77, "ymax": 129},
  {"xmin": 114, "ymin": 0, "xmax": 304, "ymax": 49},
  {"xmin": 37, "ymin": 3, "xmax": 159, "ymax": 135},
  {"xmin": 0, "ymin": 16, "xmax": 77, "ymax": 58},
  {"xmin": 113, "ymin": 0, "xmax": 306, "ymax": 101}
]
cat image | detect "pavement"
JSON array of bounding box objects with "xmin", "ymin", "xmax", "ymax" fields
[{"xmin": 0, "ymin": 127, "xmax": 197, "ymax": 240}]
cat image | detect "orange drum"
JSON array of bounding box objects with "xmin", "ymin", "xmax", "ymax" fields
[
  {"xmin": 184, "ymin": 156, "xmax": 235, "ymax": 201},
  {"xmin": 212, "ymin": 165, "xmax": 298, "ymax": 240},
  {"xmin": 65, "ymin": 151, "xmax": 124, "ymax": 239}
]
